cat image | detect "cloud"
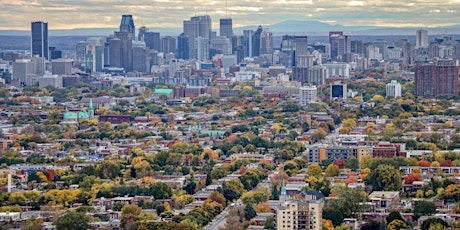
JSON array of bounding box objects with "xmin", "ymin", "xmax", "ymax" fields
[{"xmin": 0, "ymin": 0, "xmax": 459, "ymax": 30}]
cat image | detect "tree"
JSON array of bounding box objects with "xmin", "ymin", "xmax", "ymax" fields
[
  {"xmin": 386, "ymin": 210, "xmax": 404, "ymax": 224},
  {"xmin": 323, "ymin": 208, "xmax": 344, "ymax": 226},
  {"xmin": 387, "ymin": 219, "xmax": 408, "ymax": 230},
  {"xmin": 206, "ymin": 172, "xmax": 212, "ymax": 186},
  {"xmin": 184, "ymin": 181, "xmax": 196, "ymax": 195},
  {"xmin": 121, "ymin": 204, "xmax": 142, "ymax": 230},
  {"xmin": 256, "ymin": 202, "xmax": 271, "ymax": 213},
  {"xmin": 322, "ymin": 219, "xmax": 335, "ymax": 230},
  {"xmin": 209, "ymin": 191, "xmax": 226, "ymax": 205},
  {"xmin": 366, "ymin": 164, "xmax": 402, "ymax": 191},
  {"xmin": 271, "ymin": 184, "xmax": 279, "ymax": 200},
  {"xmin": 404, "ymin": 174, "xmax": 422, "ymax": 185},
  {"xmin": 344, "ymin": 157, "xmax": 359, "ymax": 171},
  {"xmin": 414, "ymin": 201, "xmax": 437, "ymax": 220},
  {"xmin": 325, "ymin": 164, "xmax": 340, "ymax": 177},
  {"xmin": 264, "ymin": 215, "xmax": 275, "ymax": 230},
  {"xmin": 421, "ymin": 218, "xmax": 449, "ymax": 230},
  {"xmin": 151, "ymin": 182, "xmax": 173, "ymax": 199},
  {"xmin": 54, "ymin": 212, "xmax": 90, "ymax": 230},
  {"xmin": 244, "ymin": 204, "xmax": 256, "ymax": 221},
  {"xmin": 327, "ymin": 186, "xmax": 368, "ymax": 218},
  {"xmin": 306, "ymin": 164, "xmax": 323, "ymax": 178}
]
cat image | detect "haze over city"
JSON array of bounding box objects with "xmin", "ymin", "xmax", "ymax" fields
[{"xmin": 2, "ymin": 0, "xmax": 460, "ymax": 30}]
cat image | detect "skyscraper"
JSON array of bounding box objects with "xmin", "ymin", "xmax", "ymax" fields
[
  {"xmin": 183, "ymin": 15, "xmax": 212, "ymax": 59},
  {"xmin": 138, "ymin": 26, "xmax": 149, "ymax": 41},
  {"xmin": 144, "ymin": 32, "xmax": 161, "ymax": 51},
  {"xmin": 260, "ymin": 29, "xmax": 273, "ymax": 55},
  {"xmin": 243, "ymin": 30, "xmax": 254, "ymax": 57},
  {"xmin": 120, "ymin": 15, "xmax": 135, "ymax": 39},
  {"xmin": 220, "ymin": 18, "xmax": 232, "ymax": 39},
  {"xmin": 177, "ymin": 33, "xmax": 189, "ymax": 59},
  {"xmin": 415, "ymin": 60, "xmax": 459, "ymax": 97},
  {"xmin": 252, "ymin": 26, "xmax": 263, "ymax": 57},
  {"xmin": 329, "ymin": 31, "xmax": 351, "ymax": 60},
  {"xmin": 161, "ymin": 36, "xmax": 176, "ymax": 54},
  {"xmin": 373, "ymin": 39, "xmax": 388, "ymax": 60},
  {"xmin": 416, "ymin": 29, "xmax": 428, "ymax": 48},
  {"xmin": 31, "ymin": 21, "xmax": 49, "ymax": 60}
]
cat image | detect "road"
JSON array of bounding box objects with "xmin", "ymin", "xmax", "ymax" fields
[{"xmin": 204, "ymin": 170, "xmax": 277, "ymax": 230}]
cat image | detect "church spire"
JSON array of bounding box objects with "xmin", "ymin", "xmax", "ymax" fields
[
  {"xmin": 280, "ymin": 179, "xmax": 287, "ymax": 202},
  {"xmin": 89, "ymin": 98, "xmax": 94, "ymax": 118}
]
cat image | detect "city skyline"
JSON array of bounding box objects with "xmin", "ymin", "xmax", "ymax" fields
[{"xmin": 1, "ymin": 0, "xmax": 460, "ymax": 31}]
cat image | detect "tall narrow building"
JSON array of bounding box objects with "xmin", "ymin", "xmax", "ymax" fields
[
  {"xmin": 31, "ymin": 21, "xmax": 49, "ymax": 60},
  {"xmin": 220, "ymin": 18, "xmax": 233, "ymax": 39},
  {"xmin": 416, "ymin": 29, "xmax": 428, "ymax": 48},
  {"xmin": 252, "ymin": 26, "xmax": 263, "ymax": 57},
  {"xmin": 120, "ymin": 15, "xmax": 135, "ymax": 39},
  {"xmin": 183, "ymin": 15, "xmax": 212, "ymax": 59}
]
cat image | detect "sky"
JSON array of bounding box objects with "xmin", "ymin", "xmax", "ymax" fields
[{"xmin": 1, "ymin": 0, "xmax": 460, "ymax": 30}]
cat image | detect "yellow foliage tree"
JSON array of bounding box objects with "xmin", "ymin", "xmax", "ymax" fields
[{"xmin": 255, "ymin": 202, "xmax": 271, "ymax": 213}]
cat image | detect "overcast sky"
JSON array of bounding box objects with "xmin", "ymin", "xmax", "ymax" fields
[{"xmin": 2, "ymin": 0, "xmax": 460, "ymax": 30}]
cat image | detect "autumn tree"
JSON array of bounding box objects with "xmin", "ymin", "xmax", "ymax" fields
[
  {"xmin": 306, "ymin": 164, "xmax": 323, "ymax": 178},
  {"xmin": 366, "ymin": 164, "xmax": 402, "ymax": 191},
  {"xmin": 325, "ymin": 164, "xmax": 340, "ymax": 177},
  {"xmin": 54, "ymin": 212, "xmax": 90, "ymax": 230}
]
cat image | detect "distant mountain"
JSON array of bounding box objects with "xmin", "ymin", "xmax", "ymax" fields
[{"xmin": 1, "ymin": 20, "xmax": 460, "ymax": 37}]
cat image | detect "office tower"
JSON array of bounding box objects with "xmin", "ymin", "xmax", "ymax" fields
[
  {"xmin": 161, "ymin": 36, "xmax": 176, "ymax": 54},
  {"xmin": 31, "ymin": 56, "xmax": 46, "ymax": 76},
  {"xmin": 183, "ymin": 15, "xmax": 212, "ymax": 58},
  {"xmin": 373, "ymin": 39, "xmax": 388, "ymax": 60},
  {"xmin": 299, "ymin": 86, "xmax": 318, "ymax": 107},
  {"xmin": 386, "ymin": 80, "xmax": 402, "ymax": 98},
  {"xmin": 280, "ymin": 35, "xmax": 296, "ymax": 67},
  {"xmin": 144, "ymin": 32, "xmax": 161, "ymax": 51},
  {"xmin": 329, "ymin": 31, "xmax": 343, "ymax": 60},
  {"xmin": 138, "ymin": 26, "xmax": 148, "ymax": 41},
  {"xmin": 220, "ymin": 18, "xmax": 232, "ymax": 39},
  {"xmin": 51, "ymin": 59, "xmax": 72, "ymax": 75},
  {"xmin": 351, "ymin": 40, "xmax": 364, "ymax": 54},
  {"xmin": 415, "ymin": 60, "xmax": 459, "ymax": 97},
  {"xmin": 114, "ymin": 31, "xmax": 133, "ymax": 72},
  {"xmin": 252, "ymin": 26, "xmax": 263, "ymax": 57},
  {"xmin": 260, "ymin": 29, "xmax": 273, "ymax": 55},
  {"xmin": 193, "ymin": 37, "xmax": 209, "ymax": 60},
  {"xmin": 416, "ymin": 29, "xmax": 428, "ymax": 48},
  {"xmin": 31, "ymin": 21, "xmax": 49, "ymax": 60},
  {"xmin": 243, "ymin": 30, "xmax": 254, "ymax": 57},
  {"xmin": 177, "ymin": 33, "xmax": 189, "ymax": 59},
  {"xmin": 132, "ymin": 41, "xmax": 149, "ymax": 73},
  {"xmin": 13, "ymin": 59, "xmax": 36, "ymax": 86},
  {"xmin": 108, "ymin": 38, "xmax": 122, "ymax": 68},
  {"xmin": 119, "ymin": 15, "xmax": 135, "ymax": 39},
  {"xmin": 295, "ymin": 36, "xmax": 308, "ymax": 65},
  {"xmin": 210, "ymin": 36, "xmax": 232, "ymax": 55},
  {"xmin": 85, "ymin": 37, "xmax": 105, "ymax": 72}
]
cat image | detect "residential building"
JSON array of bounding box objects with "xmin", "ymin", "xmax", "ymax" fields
[
  {"xmin": 299, "ymin": 86, "xmax": 317, "ymax": 107},
  {"xmin": 386, "ymin": 80, "xmax": 402, "ymax": 98},
  {"xmin": 415, "ymin": 60, "xmax": 459, "ymax": 97}
]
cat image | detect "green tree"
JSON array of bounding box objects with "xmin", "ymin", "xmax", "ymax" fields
[
  {"xmin": 244, "ymin": 204, "xmax": 256, "ymax": 221},
  {"xmin": 54, "ymin": 212, "xmax": 90, "ymax": 230},
  {"xmin": 264, "ymin": 215, "xmax": 275, "ymax": 230},
  {"xmin": 421, "ymin": 218, "xmax": 448, "ymax": 230},
  {"xmin": 325, "ymin": 164, "xmax": 340, "ymax": 177},
  {"xmin": 366, "ymin": 164, "xmax": 402, "ymax": 191},
  {"xmin": 414, "ymin": 201, "xmax": 437, "ymax": 220},
  {"xmin": 344, "ymin": 157, "xmax": 359, "ymax": 171},
  {"xmin": 323, "ymin": 208, "xmax": 344, "ymax": 226},
  {"xmin": 206, "ymin": 172, "xmax": 212, "ymax": 186},
  {"xmin": 327, "ymin": 186, "xmax": 368, "ymax": 218},
  {"xmin": 387, "ymin": 219, "xmax": 408, "ymax": 230},
  {"xmin": 184, "ymin": 181, "xmax": 196, "ymax": 195},
  {"xmin": 386, "ymin": 210, "xmax": 404, "ymax": 224},
  {"xmin": 306, "ymin": 164, "xmax": 323, "ymax": 178},
  {"xmin": 271, "ymin": 184, "xmax": 279, "ymax": 200}
]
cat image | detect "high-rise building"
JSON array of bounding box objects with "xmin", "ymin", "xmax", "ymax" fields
[
  {"xmin": 144, "ymin": 32, "xmax": 161, "ymax": 51},
  {"xmin": 31, "ymin": 21, "xmax": 49, "ymax": 60},
  {"xmin": 177, "ymin": 33, "xmax": 189, "ymax": 59},
  {"xmin": 260, "ymin": 29, "xmax": 273, "ymax": 55},
  {"xmin": 243, "ymin": 30, "xmax": 254, "ymax": 57},
  {"xmin": 416, "ymin": 29, "xmax": 428, "ymax": 48},
  {"xmin": 132, "ymin": 41, "xmax": 149, "ymax": 73},
  {"xmin": 119, "ymin": 15, "xmax": 135, "ymax": 39},
  {"xmin": 252, "ymin": 26, "xmax": 263, "ymax": 57},
  {"xmin": 114, "ymin": 31, "xmax": 133, "ymax": 72},
  {"xmin": 386, "ymin": 80, "xmax": 402, "ymax": 98},
  {"xmin": 183, "ymin": 15, "xmax": 212, "ymax": 59},
  {"xmin": 373, "ymin": 39, "xmax": 388, "ymax": 60},
  {"xmin": 329, "ymin": 31, "xmax": 343, "ymax": 60},
  {"xmin": 299, "ymin": 86, "xmax": 318, "ymax": 107},
  {"xmin": 51, "ymin": 59, "xmax": 72, "ymax": 75},
  {"xmin": 220, "ymin": 18, "xmax": 232, "ymax": 39},
  {"xmin": 415, "ymin": 60, "xmax": 459, "ymax": 97},
  {"xmin": 161, "ymin": 36, "xmax": 176, "ymax": 54},
  {"xmin": 138, "ymin": 26, "xmax": 148, "ymax": 41}
]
